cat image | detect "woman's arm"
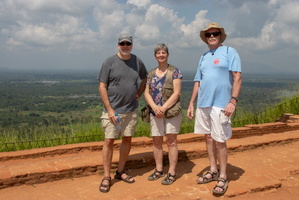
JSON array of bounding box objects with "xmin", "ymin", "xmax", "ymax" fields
[{"xmin": 144, "ymin": 83, "xmax": 164, "ymax": 117}]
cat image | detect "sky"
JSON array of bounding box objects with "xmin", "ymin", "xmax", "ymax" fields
[{"xmin": 1, "ymin": 0, "xmax": 299, "ymax": 76}]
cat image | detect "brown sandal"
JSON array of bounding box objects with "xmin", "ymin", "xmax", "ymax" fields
[
  {"xmin": 99, "ymin": 177, "xmax": 111, "ymax": 193},
  {"xmin": 148, "ymin": 169, "xmax": 164, "ymax": 181},
  {"xmin": 196, "ymin": 170, "xmax": 219, "ymax": 184},
  {"xmin": 114, "ymin": 170, "xmax": 135, "ymax": 183},
  {"xmin": 161, "ymin": 173, "xmax": 176, "ymax": 185},
  {"xmin": 212, "ymin": 178, "xmax": 228, "ymax": 195}
]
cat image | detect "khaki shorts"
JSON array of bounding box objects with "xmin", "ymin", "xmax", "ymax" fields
[
  {"xmin": 101, "ymin": 111, "xmax": 138, "ymax": 139},
  {"xmin": 150, "ymin": 113, "xmax": 182, "ymax": 136},
  {"xmin": 194, "ymin": 106, "xmax": 232, "ymax": 143}
]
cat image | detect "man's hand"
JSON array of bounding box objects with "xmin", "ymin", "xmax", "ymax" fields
[
  {"xmin": 187, "ymin": 105, "xmax": 194, "ymax": 119},
  {"xmin": 224, "ymin": 101, "xmax": 236, "ymax": 117}
]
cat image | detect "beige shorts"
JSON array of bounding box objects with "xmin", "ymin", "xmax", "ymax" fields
[
  {"xmin": 150, "ymin": 113, "xmax": 182, "ymax": 137},
  {"xmin": 194, "ymin": 106, "xmax": 232, "ymax": 143},
  {"xmin": 101, "ymin": 111, "xmax": 138, "ymax": 139}
]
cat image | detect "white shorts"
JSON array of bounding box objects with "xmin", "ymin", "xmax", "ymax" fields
[
  {"xmin": 194, "ymin": 107, "xmax": 232, "ymax": 143},
  {"xmin": 150, "ymin": 113, "xmax": 182, "ymax": 137}
]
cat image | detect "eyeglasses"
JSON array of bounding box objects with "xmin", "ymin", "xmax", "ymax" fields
[
  {"xmin": 205, "ymin": 32, "xmax": 221, "ymax": 38},
  {"xmin": 119, "ymin": 42, "xmax": 132, "ymax": 46}
]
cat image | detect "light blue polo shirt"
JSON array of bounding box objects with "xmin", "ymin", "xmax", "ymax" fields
[{"xmin": 194, "ymin": 46, "xmax": 241, "ymax": 108}]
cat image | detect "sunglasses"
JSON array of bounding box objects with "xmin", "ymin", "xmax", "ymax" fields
[
  {"xmin": 205, "ymin": 32, "xmax": 221, "ymax": 38},
  {"xmin": 119, "ymin": 42, "xmax": 132, "ymax": 46}
]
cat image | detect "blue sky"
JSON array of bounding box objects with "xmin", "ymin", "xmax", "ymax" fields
[{"xmin": 1, "ymin": 0, "xmax": 299, "ymax": 75}]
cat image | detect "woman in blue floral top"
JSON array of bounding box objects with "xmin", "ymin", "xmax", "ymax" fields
[{"xmin": 144, "ymin": 44, "xmax": 183, "ymax": 185}]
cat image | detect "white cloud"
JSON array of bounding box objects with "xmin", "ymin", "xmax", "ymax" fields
[
  {"xmin": 21, "ymin": 0, "xmax": 93, "ymax": 15},
  {"xmin": 1, "ymin": 29, "xmax": 10, "ymax": 35},
  {"xmin": 134, "ymin": 4, "xmax": 185, "ymax": 45},
  {"xmin": 5, "ymin": 15, "xmax": 97, "ymax": 52},
  {"xmin": 96, "ymin": 10, "xmax": 126, "ymax": 38},
  {"xmin": 92, "ymin": 0, "xmax": 126, "ymax": 41},
  {"xmin": 127, "ymin": 0, "xmax": 151, "ymax": 8},
  {"xmin": 259, "ymin": 22, "xmax": 276, "ymax": 49},
  {"xmin": 227, "ymin": 1, "xmax": 299, "ymax": 49},
  {"xmin": 15, "ymin": 22, "xmax": 62, "ymax": 46},
  {"xmin": 0, "ymin": 0, "xmax": 298, "ymax": 75},
  {"xmin": 125, "ymin": 12, "xmax": 144, "ymax": 27},
  {"xmin": 273, "ymin": 2, "xmax": 299, "ymax": 45},
  {"xmin": 1, "ymin": 0, "xmax": 102, "ymax": 51},
  {"xmin": 180, "ymin": 10, "xmax": 210, "ymax": 47},
  {"xmin": 135, "ymin": 23, "xmax": 160, "ymax": 41},
  {"xmin": 145, "ymin": 4, "xmax": 181, "ymax": 26},
  {"xmin": 6, "ymin": 37, "xmax": 23, "ymax": 47}
]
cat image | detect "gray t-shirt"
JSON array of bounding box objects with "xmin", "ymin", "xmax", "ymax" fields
[{"xmin": 97, "ymin": 54, "xmax": 147, "ymax": 113}]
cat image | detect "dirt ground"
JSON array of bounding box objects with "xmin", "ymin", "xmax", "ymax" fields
[
  {"xmin": 1, "ymin": 141, "xmax": 298, "ymax": 200},
  {"xmin": 1, "ymin": 173, "xmax": 298, "ymax": 200}
]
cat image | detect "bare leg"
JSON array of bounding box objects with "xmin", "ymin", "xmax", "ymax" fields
[
  {"xmin": 117, "ymin": 136, "xmax": 134, "ymax": 182},
  {"xmin": 214, "ymin": 141, "xmax": 228, "ymax": 192},
  {"xmin": 197, "ymin": 134, "xmax": 218, "ymax": 182},
  {"xmin": 100, "ymin": 138, "xmax": 115, "ymax": 190},
  {"xmin": 216, "ymin": 141, "xmax": 228, "ymax": 179},
  {"xmin": 152, "ymin": 136, "xmax": 164, "ymax": 172},
  {"xmin": 206, "ymin": 134, "xmax": 218, "ymax": 172},
  {"xmin": 166, "ymin": 134, "xmax": 178, "ymax": 175}
]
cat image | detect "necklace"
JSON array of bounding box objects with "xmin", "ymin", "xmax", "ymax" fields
[
  {"xmin": 210, "ymin": 43, "xmax": 222, "ymax": 55},
  {"xmin": 210, "ymin": 48, "xmax": 218, "ymax": 56}
]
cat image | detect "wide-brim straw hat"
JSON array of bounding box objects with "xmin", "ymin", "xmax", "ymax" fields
[{"xmin": 200, "ymin": 22, "xmax": 227, "ymax": 44}]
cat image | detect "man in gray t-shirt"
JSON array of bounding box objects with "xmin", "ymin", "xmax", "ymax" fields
[{"xmin": 98, "ymin": 33, "xmax": 147, "ymax": 193}]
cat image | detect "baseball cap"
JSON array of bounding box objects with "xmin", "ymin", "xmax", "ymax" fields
[{"xmin": 118, "ymin": 33, "xmax": 133, "ymax": 43}]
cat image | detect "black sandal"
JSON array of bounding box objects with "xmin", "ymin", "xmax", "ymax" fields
[
  {"xmin": 114, "ymin": 170, "xmax": 135, "ymax": 183},
  {"xmin": 148, "ymin": 169, "xmax": 164, "ymax": 181},
  {"xmin": 99, "ymin": 177, "xmax": 111, "ymax": 193},
  {"xmin": 161, "ymin": 173, "xmax": 176, "ymax": 185},
  {"xmin": 196, "ymin": 170, "xmax": 219, "ymax": 184},
  {"xmin": 212, "ymin": 178, "xmax": 228, "ymax": 195}
]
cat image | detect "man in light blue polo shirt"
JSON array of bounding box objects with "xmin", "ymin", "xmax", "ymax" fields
[{"xmin": 187, "ymin": 22, "xmax": 242, "ymax": 195}]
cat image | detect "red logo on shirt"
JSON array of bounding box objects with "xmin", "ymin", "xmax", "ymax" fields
[{"xmin": 214, "ymin": 58, "xmax": 220, "ymax": 65}]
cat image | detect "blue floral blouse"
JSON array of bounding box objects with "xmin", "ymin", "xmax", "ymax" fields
[{"xmin": 146, "ymin": 67, "xmax": 183, "ymax": 106}]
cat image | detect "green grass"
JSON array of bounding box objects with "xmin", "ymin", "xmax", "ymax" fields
[
  {"xmin": 1, "ymin": 94, "xmax": 299, "ymax": 152},
  {"xmin": 233, "ymin": 95, "xmax": 299, "ymax": 126}
]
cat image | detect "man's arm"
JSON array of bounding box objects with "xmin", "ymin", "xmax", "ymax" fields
[
  {"xmin": 224, "ymin": 71, "xmax": 242, "ymax": 116},
  {"xmin": 231, "ymin": 71, "xmax": 242, "ymax": 98},
  {"xmin": 187, "ymin": 81, "xmax": 200, "ymax": 119},
  {"xmin": 136, "ymin": 77, "xmax": 147, "ymax": 99},
  {"xmin": 99, "ymin": 81, "xmax": 118, "ymax": 124}
]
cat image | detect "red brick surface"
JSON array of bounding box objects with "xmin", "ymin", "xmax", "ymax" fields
[{"xmin": 0, "ymin": 118, "xmax": 299, "ymax": 199}]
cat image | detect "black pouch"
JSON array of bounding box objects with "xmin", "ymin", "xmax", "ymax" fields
[{"xmin": 141, "ymin": 105, "xmax": 151, "ymax": 123}]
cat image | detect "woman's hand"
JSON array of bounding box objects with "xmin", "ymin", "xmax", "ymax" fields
[{"xmin": 153, "ymin": 105, "xmax": 165, "ymax": 118}]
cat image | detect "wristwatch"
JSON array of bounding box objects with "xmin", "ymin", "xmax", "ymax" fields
[{"xmin": 231, "ymin": 97, "xmax": 239, "ymax": 102}]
